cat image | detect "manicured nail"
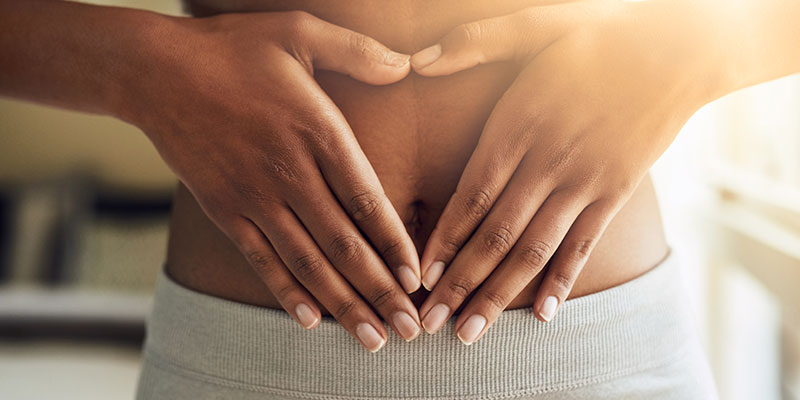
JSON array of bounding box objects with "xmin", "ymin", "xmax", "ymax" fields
[
  {"xmin": 540, "ymin": 296, "xmax": 559, "ymax": 322},
  {"xmin": 356, "ymin": 323, "xmax": 386, "ymax": 352},
  {"xmin": 385, "ymin": 52, "xmax": 410, "ymax": 67},
  {"xmin": 422, "ymin": 261, "xmax": 445, "ymax": 290},
  {"xmin": 411, "ymin": 44, "xmax": 442, "ymax": 70},
  {"xmin": 392, "ymin": 311, "xmax": 421, "ymax": 341},
  {"xmin": 456, "ymin": 314, "xmax": 487, "ymax": 345},
  {"xmin": 421, "ymin": 303, "xmax": 450, "ymax": 334},
  {"xmin": 295, "ymin": 303, "xmax": 319, "ymax": 329},
  {"xmin": 397, "ymin": 265, "xmax": 421, "ymax": 294}
]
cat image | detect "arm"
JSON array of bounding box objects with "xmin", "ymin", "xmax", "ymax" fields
[
  {"xmin": 0, "ymin": 0, "xmax": 423, "ymax": 351},
  {"xmin": 408, "ymin": 0, "xmax": 800, "ymax": 343}
]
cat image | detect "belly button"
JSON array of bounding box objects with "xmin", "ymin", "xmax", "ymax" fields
[{"xmin": 404, "ymin": 200, "xmax": 424, "ymax": 241}]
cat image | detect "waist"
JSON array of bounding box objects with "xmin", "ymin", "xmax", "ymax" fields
[
  {"xmin": 165, "ymin": 173, "xmax": 667, "ymax": 312},
  {"xmin": 142, "ymin": 251, "xmax": 693, "ymax": 399}
]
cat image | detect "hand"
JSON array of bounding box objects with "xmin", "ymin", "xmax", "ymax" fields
[
  {"xmin": 125, "ymin": 11, "xmax": 423, "ymax": 351},
  {"xmin": 410, "ymin": 0, "xmax": 717, "ymax": 343}
]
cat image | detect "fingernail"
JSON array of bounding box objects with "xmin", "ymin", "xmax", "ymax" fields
[
  {"xmin": 397, "ymin": 265, "xmax": 421, "ymax": 294},
  {"xmin": 295, "ymin": 303, "xmax": 319, "ymax": 329},
  {"xmin": 356, "ymin": 323, "xmax": 386, "ymax": 352},
  {"xmin": 411, "ymin": 44, "xmax": 442, "ymax": 70},
  {"xmin": 385, "ymin": 52, "xmax": 410, "ymax": 68},
  {"xmin": 456, "ymin": 314, "xmax": 487, "ymax": 345},
  {"xmin": 540, "ymin": 296, "xmax": 559, "ymax": 322},
  {"xmin": 392, "ymin": 311, "xmax": 421, "ymax": 341},
  {"xmin": 422, "ymin": 261, "xmax": 445, "ymax": 290},
  {"xmin": 421, "ymin": 303, "xmax": 450, "ymax": 334}
]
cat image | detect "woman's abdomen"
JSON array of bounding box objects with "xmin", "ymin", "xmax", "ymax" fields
[{"xmin": 165, "ymin": 0, "xmax": 670, "ymax": 313}]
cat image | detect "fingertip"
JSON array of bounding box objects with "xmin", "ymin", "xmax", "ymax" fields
[
  {"xmin": 537, "ymin": 295, "xmax": 560, "ymax": 322},
  {"xmin": 356, "ymin": 322, "xmax": 387, "ymax": 353},
  {"xmin": 385, "ymin": 52, "xmax": 411, "ymax": 68},
  {"xmin": 410, "ymin": 44, "xmax": 442, "ymax": 72},
  {"xmin": 421, "ymin": 261, "xmax": 445, "ymax": 291},
  {"xmin": 397, "ymin": 265, "xmax": 422, "ymax": 294},
  {"xmin": 362, "ymin": 65, "xmax": 410, "ymax": 85},
  {"xmin": 294, "ymin": 303, "xmax": 321, "ymax": 329}
]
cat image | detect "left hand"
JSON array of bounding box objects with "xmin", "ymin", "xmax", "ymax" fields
[{"xmin": 410, "ymin": 0, "xmax": 721, "ymax": 344}]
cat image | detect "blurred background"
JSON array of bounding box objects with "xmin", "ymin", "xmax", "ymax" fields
[{"xmin": 0, "ymin": 1, "xmax": 798, "ymax": 399}]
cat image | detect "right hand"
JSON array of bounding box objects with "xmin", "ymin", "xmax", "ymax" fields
[{"xmin": 122, "ymin": 11, "xmax": 422, "ymax": 351}]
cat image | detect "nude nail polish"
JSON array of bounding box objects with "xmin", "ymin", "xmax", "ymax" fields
[
  {"xmin": 456, "ymin": 314, "xmax": 487, "ymax": 345},
  {"xmin": 540, "ymin": 296, "xmax": 559, "ymax": 322},
  {"xmin": 422, "ymin": 261, "xmax": 445, "ymax": 291},
  {"xmin": 411, "ymin": 44, "xmax": 442, "ymax": 69},
  {"xmin": 397, "ymin": 265, "xmax": 421, "ymax": 294},
  {"xmin": 392, "ymin": 311, "xmax": 421, "ymax": 341},
  {"xmin": 385, "ymin": 52, "xmax": 410, "ymax": 67},
  {"xmin": 294, "ymin": 303, "xmax": 319, "ymax": 329},
  {"xmin": 421, "ymin": 303, "xmax": 450, "ymax": 334},
  {"xmin": 356, "ymin": 323, "xmax": 386, "ymax": 353}
]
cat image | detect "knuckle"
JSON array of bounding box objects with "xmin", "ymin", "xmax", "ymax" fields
[
  {"xmin": 447, "ymin": 276, "xmax": 476, "ymax": 299},
  {"xmin": 517, "ymin": 239, "xmax": 552, "ymax": 270},
  {"xmin": 551, "ymin": 270, "xmax": 574, "ymax": 291},
  {"xmin": 459, "ymin": 186, "xmax": 493, "ymax": 219},
  {"xmin": 292, "ymin": 253, "xmax": 325, "ymax": 282},
  {"xmin": 614, "ymin": 177, "xmax": 640, "ymax": 197},
  {"xmin": 263, "ymin": 157, "xmax": 301, "ymax": 184},
  {"xmin": 274, "ymin": 283, "xmax": 296, "ymax": 301},
  {"xmin": 244, "ymin": 250, "xmax": 272, "ymax": 272},
  {"xmin": 329, "ymin": 234, "xmax": 364, "ymax": 263},
  {"xmin": 347, "ymin": 191, "xmax": 380, "ymax": 221},
  {"xmin": 479, "ymin": 289, "xmax": 509, "ymax": 312},
  {"xmin": 380, "ymin": 239, "xmax": 404, "ymax": 260},
  {"xmin": 334, "ymin": 299, "xmax": 358, "ymax": 320},
  {"xmin": 283, "ymin": 10, "xmax": 315, "ymax": 36},
  {"xmin": 350, "ymin": 33, "xmax": 374, "ymax": 58},
  {"xmin": 543, "ymin": 142, "xmax": 578, "ymax": 177},
  {"xmin": 368, "ymin": 283, "xmax": 397, "ymax": 309},
  {"xmin": 481, "ymin": 225, "xmax": 514, "ymax": 256},
  {"xmin": 439, "ymin": 235, "xmax": 462, "ymax": 257},
  {"xmin": 438, "ymin": 233, "xmax": 462, "ymax": 256},
  {"xmin": 231, "ymin": 181, "xmax": 270, "ymax": 204},
  {"xmin": 457, "ymin": 22, "xmax": 484, "ymax": 44},
  {"xmin": 572, "ymin": 238, "xmax": 595, "ymax": 259}
]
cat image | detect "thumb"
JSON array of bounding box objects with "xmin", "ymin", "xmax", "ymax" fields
[
  {"xmin": 411, "ymin": 4, "xmax": 586, "ymax": 77},
  {"xmin": 303, "ymin": 16, "xmax": 411, "ymax": 86}
]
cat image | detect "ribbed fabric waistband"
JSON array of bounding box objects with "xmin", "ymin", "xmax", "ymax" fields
[{"xmin": 142, "ymin": 252, "xmax": 692, "ymax": 399}]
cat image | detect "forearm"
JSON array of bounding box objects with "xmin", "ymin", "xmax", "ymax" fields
[
  {"xmin": 0, "ymin": 0, "xmax": 170, "ymax": 119},
  {"xmin": 701, "ymin": 0, "xmax": 800, "ymax": 95}
]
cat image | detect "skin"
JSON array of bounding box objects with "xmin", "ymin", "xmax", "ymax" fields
[
  {"xmin": 411, "ymin": 0, "xmax": 800, "ymax": 344},
  {"xmin": 413, "ymin": 0, "xmax": 722, "ymax": 343},
  {"xmin": 1, "ymin": 0, "xmax": 798, "ymax": 352}
]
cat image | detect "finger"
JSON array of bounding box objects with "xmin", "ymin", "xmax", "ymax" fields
[
  {"xmin": 314, "ymin": 129, "xmax": 422, "ymax": 294},
  {"xmin": 230, "ymin": 218, "xmax": 321, "ymax": 329},
  {"xmin": 286, "ymin": 11, "xmax": 410, "ymax": 85},
  {"xmin": 284, "ymin": 172, "xmax": 422, "ymax": 342},
  {"xmin": 417, "ymin": 156, "xmax": 553, "ymax": 331},
  {"xmin": 418, "ymin": 104, "xmax": 533, "ymax": 289},
  {"xmin": 411, "ymin": 15, "xmax": 521, "ymax": 75},
  {"xmin": 420, "ymin": 191, "xmax": 583, "ymax": 337},
  {"xmin": 451, "ymin": 195, "xmax": 586, "ymax": 344},
  {"xmin": 534, "ymin": 200, "xmax": 616, "ymax": 323},
  {"xmin": 411, "ymin": 3, "xmax": 591, "ymax": 76},
  {"xmin": 257, "ymin": 207, "xmax": 391, "ymax": 352}
]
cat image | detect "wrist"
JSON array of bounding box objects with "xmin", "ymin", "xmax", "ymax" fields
[
  {"xmin": 684, "ymin": 0, "xmax": 800, "ymax": 98},
  {"xmin": 626, "ymin": 0, "xmax": 734, "ymax": 107},
  {"xmin": 107, "ymin": 11, "xmax": 187, "ymax": 129}
]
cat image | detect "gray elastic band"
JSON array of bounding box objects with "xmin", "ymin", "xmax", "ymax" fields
[{"xmin": 142, "ymin": 252, "xmax": 692, "ymax": 399}]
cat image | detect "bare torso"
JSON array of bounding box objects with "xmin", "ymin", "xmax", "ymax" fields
[{"xmin": 166, "ymin": 0, "xmax": 669, "ymax": 314}]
